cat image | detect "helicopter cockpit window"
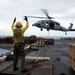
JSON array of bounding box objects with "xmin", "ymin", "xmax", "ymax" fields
[
  {"xmin": 38, "ymin": 24, "xmax": 40, "ymax": 26},
  {"xmin": 56, "ymin": 22, "xmax": 60, "ymax": 26}
]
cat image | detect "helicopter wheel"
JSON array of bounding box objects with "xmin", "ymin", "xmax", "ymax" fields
[
  {"xmin": 41, "ymin": 28, "xmax": 43, "ymax": 31},
  {"xmin": 47, "ymin": 29, "xmax": 49, "ymax": 31}
]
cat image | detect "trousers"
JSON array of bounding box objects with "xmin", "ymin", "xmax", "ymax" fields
[{"xmin": 13, "ymin": 43, "xmax": 26, "ymax": 70}]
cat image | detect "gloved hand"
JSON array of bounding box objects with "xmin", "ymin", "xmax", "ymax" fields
[
  {"xmin": 23, "ymin": 16, "xmax": 28, "ymax": 21},
  {"xmin": 13, "ymin": 17, "xmax": 16, "ymax": 23}
]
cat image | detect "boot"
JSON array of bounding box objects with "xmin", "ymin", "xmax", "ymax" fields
[
  {"xmin": 21, "ymin": 68, "xmax": 29, "ymax": 72},
  {"xmin": 13, "ymin": 66, "xmax": 18, "ymax": 71}
]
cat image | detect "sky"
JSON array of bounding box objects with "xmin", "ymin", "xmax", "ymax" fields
[{"xmin": 0, "ymin": 0, "xmax": 75, "ymax": 37}]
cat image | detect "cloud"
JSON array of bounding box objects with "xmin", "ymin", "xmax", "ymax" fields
[{"xmin": 0, "ymin": 0, "xmax": 75, "ymax": 37}]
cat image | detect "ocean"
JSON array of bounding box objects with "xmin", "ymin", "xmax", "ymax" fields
[{"xmin": 0, "ymin": 49, "xmax": 10, "ymax": 56}]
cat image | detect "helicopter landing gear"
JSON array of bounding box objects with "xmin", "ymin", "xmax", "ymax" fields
[
  {"xmin": 65, "ymin": 32, "xmax": 67, "ymax": 35},
  {"xmin": 41, "ymin": 28, "xmax": 43, "ymax": 31},
  {"xmin": 47, "ymin": 29, "xmax": 49, "ymax": 31}
]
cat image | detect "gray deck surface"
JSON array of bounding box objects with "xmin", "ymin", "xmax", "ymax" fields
[
  {"xmin": 0, "ymin": 59, "xmax": 52, "ymax": 75},
  {"xmin": 0, "ymin": 39, "xmax": 75, "ymax": 75}
]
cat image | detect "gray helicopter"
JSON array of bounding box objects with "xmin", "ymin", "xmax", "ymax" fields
[
  {"xmin": 24, "ymin": 9, "xmax": 75, "ymax": 35},
  {"xmin": 32, "ymin": 19, "xmax": 74, "ymax": 35}
]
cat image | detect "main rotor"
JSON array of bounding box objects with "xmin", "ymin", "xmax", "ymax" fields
[{"xmin": 23, "ymin": 9, "xmax": 54, "ymax": 20}]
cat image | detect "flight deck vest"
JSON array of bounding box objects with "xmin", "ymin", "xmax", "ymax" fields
[{"xmin": 13, "ymin": 28, "xmax": 24, "ymax": 43}]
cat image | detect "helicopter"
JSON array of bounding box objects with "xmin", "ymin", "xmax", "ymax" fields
[{"xmin": 24, "ymin": 9, "xmax": 75, "ymax": 35}]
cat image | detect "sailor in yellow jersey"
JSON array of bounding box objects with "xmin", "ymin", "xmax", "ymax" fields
[{"xmin": 11, "ymin": 16, "xmax": 29, "ymax": 72}]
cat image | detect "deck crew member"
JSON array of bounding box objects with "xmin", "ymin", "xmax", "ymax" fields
[{"xmin": 11, "ymin": 16, "xmax": 29, "ymax": 72}]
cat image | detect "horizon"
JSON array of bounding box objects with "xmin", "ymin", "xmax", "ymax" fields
[{"xmin": 0, "ymin": 35, "xmax": 75, "ymax": 39}]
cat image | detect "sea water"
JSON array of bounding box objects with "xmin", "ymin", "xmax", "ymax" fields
[{"xmin": 0, "ymin": 49, "xmax": 10, "ymax": 56}]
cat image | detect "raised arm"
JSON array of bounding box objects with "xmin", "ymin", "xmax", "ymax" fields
[
  {"xmin": 11, "ymin": 17, "xmax": 16, "ymax": 31},
  {"xmin": 22, "ymin": 16, "xmax": 29, "ymax": 33}
]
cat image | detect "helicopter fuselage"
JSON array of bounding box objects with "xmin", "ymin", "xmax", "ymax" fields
[{"xmin": 32, "ymin": 20, "xmax": 71, "ymax": 31}]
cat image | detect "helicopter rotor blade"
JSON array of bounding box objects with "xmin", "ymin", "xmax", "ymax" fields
[
  {"xmin": 23, "ymin": 16, "xmax": 47, "ymax": 19},
  {"xmin": 23, "ymin": 9, "xmax": 54, "ymax": 19},
  {"xmin": 41, "ymin": 9, "xmax": 54, "ymax": 19}
]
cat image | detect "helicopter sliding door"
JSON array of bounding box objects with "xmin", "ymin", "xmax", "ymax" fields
[{"xmin": 50, "ymin": 22, "xmax": 54, "ymax": 29}]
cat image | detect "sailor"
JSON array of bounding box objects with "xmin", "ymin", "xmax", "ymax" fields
[{"xmin": 11, "ymin": 16, "xmax": 29, "ymax": 72}]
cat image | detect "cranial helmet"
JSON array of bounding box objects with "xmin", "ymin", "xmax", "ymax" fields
[{"xmin": 15, "ymin": 22, "xmax": 23, "ymax": 28}]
